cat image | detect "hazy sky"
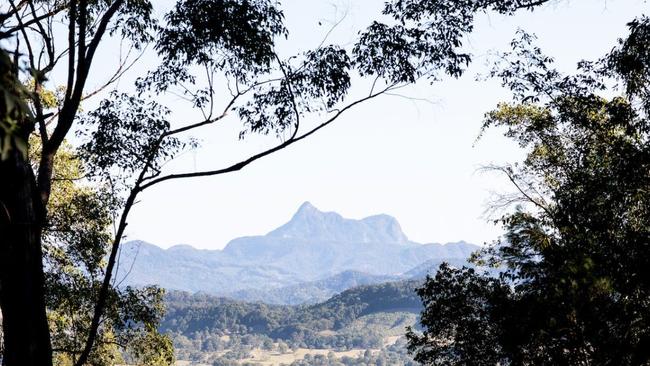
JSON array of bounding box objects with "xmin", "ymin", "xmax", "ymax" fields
[{"xmin": 99, "ymin": 0, "xmax": 648, "ymax": 249}]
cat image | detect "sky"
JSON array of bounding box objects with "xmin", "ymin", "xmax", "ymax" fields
[{"xmin": 89, "ymin": 0, "xmax": 649, "ymax": 250}]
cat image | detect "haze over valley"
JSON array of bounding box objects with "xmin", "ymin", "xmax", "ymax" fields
[
  {"xmin": 117, "ymin": 202, "xmax": 477, "ymax": 304},
  {"xmin": 119, "ymin": 202, "xmax": 478, "ymax": 365}
]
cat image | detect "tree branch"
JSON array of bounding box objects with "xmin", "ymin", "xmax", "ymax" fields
[
  {"xmin": 482, "ymin": 164, "xmax": 553, "ymax": 218},
  {"xmin": 2, "ymin": 4, "xmax": 65, "ymax": 37},
  {"xmin": 140, "ymin": 84, "xmax": 396, "ymax": 191},
  {"xmin": 275, "ymin": 53, "xmax": 301, "ymax": 140}
]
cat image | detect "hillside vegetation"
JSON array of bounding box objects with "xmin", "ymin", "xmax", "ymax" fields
[{"xmin": 162, "ymin": 280, "xmax": 423, "ymax": 365}]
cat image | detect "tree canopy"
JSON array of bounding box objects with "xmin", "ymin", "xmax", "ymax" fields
[
  {"xmin": 408, "ymin": 17, "xmax": 650, "ymax": 366},
  {"xmin": 33, "ymin": 139, "xmax": 174, "ymax": 365},
  {"xmin": 1, "ymin": 0, "xmax": 560, "ymax": 364}
]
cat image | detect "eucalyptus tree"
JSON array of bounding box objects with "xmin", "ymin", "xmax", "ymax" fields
[
  {"xmin": 1, "ymin": 0, "xmax": 554, "ymax": 364},
  {"xmin": 408, "ymin": 17, "xmax": 650, "ymax": 365},
  {"xmin": 38, "ymin": 140, "xmax": 173, "ymax": 365}
]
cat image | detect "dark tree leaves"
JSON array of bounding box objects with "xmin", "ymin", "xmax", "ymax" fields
[
  {"xmin": 407, "ymin": 264, "xmax": 510, "ymax": 366},
  {"xmin": 78, "ymin": 92, "xmax": 185, "ymax": 178},
  {"xmin": 353, "ymin": 0, "xmax": 554, "ymax": 84},
  {"xmin": 146, "ymin": 0, "xmax": 286, "ymax": 91},
  {"xmin": 410, "ymin": 17, "xmax": 650, "ymax": 366},
  {"xmin": 238, "ymin": 45, "xmax": 351, "ymax": 137}
]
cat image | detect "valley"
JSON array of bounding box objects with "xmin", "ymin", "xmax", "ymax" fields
[
  {"xmin": 120, "ymin": 202, "xmax": 479, "ymax": 365},
  {"xmin": 163, "ymin": 282, "xmax": 422, "ymax": 365}
]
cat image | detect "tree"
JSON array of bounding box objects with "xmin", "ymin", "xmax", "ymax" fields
[
  {"xmin": 1, "ymin": 0, "xmax": 554, "ymax": 364},
  {"xmin": 406, "ymin": 264, "xmax": 510, "ymax": 365},
  {"xmin": 34, "ymin": 140, "xmax": 174, "ymax": 365},
  {"xmin": 1, "ymin": 2, "xmax": 154, "ymax": 363},
  {"xmin": 408, "ymin": 17, "xmax": 650, "ymax": 365}
]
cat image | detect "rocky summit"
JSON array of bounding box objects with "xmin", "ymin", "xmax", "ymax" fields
[{"xmin": 115, "ymin": 202, "xmax": 477, "ymax": 303}]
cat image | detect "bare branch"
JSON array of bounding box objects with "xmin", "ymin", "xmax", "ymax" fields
[
  {"xmin": 480, "ymin": 164, "xmax": 553, "ymax": 218},
  {"xmin": 26, "ymin": 1, "xmax": 55, "ymax": 68},
  {"xmin": 81, "ymin": 45, "xmax": 146, "ymax": 101},
  {"xmin": 2, "ymin": 4, "xmax": 65, "ymax": 37},
  {"xmin": 139, "ymin": 84, "xmax": 396, "ymax": 191}
]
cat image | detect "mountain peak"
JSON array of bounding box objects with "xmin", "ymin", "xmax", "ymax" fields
[
  {"xmin": 267, "ymin": 202, "xmax": 408, "ymax": 244},
  {"xmin": 294, "ymin": 201, "xmax": 319, "ymax": 217}
]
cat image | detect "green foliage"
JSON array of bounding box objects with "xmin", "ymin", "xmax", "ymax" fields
[
  {"xmin": 163, "ymin": 281, "xmax": 421, "ymax": 351},
  {"xmin": 409, "ymin": 17, "xmax": 650, "ymax": 366},
  {"xmin": 155, "ymin": 0, "xmax": 286, "ymax": 83},
  {"xmin": 406, "ymin": 264, "xmax": 509, "ymax": 365},
  {"xmin": 353, "ymin": 0, "xmax": 552, "ymax": 84},
  {"xmin": 125, "ymin": 324, "xmax": 175, "ymax": 366},
  {"xmin": 26, "ymin": 139, "xmax": 174, "ymax": 365},
  {"xmin": 0, "ymin": 1, "xmax": 573, "ymax": 364},
  {"xmin": 238, "ymin": 45, "xmax": 352, "ymax": 137},
  {"xmin": 111, "ymin": 0, "xmax": 156, "ymax": 48},
  {"xmin": 131, "ymin": 0, "xmax": 545, "ymax": 145},
  {"xmin": 78, "ymin": 92, "xmax": 188, "ymax": 179}
]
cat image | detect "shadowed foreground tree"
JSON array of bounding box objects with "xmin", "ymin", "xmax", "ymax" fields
[
  {"xmin": 1, "ymin": 0, "xmax": 554, "ymax": 364},
  {"xmin": 408, "ymin": 17, "xmax": 650, "ymax": 366}
]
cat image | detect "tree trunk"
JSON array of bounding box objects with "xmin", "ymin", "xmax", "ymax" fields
[{"xmin": 0, "ymin": 150, "xmax": 52, "ymax": 366}]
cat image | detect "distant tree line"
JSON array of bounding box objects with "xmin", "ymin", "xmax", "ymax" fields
[{"xmin": 163, "ymin": 281, "xmax": 421, "ymax": 352}]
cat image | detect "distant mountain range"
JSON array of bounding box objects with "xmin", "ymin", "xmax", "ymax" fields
[
  {"xmin": 230, "ymin": 270, "xmax": 402, "ymax": 305},
  {"xmin": 115, "ymin": 202, "xmax": 478, "ymax": 303}
]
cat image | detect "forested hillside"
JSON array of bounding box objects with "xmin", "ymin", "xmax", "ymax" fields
[
  {"xmin": 163, "ymin": 280, "xmax": 421, "ymax": 340},
  {"xmin": 162, "ymin": 280, "xmax": 422, "ymax": 364}
]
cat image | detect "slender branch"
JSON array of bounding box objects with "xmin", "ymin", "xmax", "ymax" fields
[
  {"xmin": 115, "ymin": 241, "xmax": 141, "ymax": 288},
  {"xmin": 140, "ymin": 84, "xmax": 395, "ymax": 191},
  {"xmin": 484, "ymin": 164, "xmax": 554, "ymax": 218},
  {"xmin": 26, "ymin": 1, "xmax": 55, "ymax": 67},
  {"xmin": 514, "ymin": 0, "xmax": 552, "ymax": 9},
  {"xmin": 483, "ymin": 0, "xmax": 552, "ymax": 10},
  {"xmin": 48, "ymin": 0, "xmax": 124, "ymax": 152},
  {"xmin": 369, "ymin": 76, "xmax": 380, "ymax": 96},
  {"xmin": 63, "ymin": 0, "xmax": 76, "ymax": 105},
  {"xmin": 168, "ymin": 103, "xmax": 235, "ymax": 138},
  {"xmin": 42, "ymin": 46, "xmax": 146, "ymax": 127},
  {"xmin": 81, "ymin": 45, "xmax": 146, "ymax": 101},
  {"xmin": 0, "ymin": 0, "xmax": 28, "ymax": 26},
  {"xmin": 315, "ymin": 4, "xmax": 348, "ymax": 50},
  {"xmin": 9, "ymin": 0, "xmax": 49, "ymax": 147},
  {"xmin": 9, "ymin": 0, "xmax": 35, "ymax": 70},
  {"xmin": 384, "ymin": 92, "xmax": 437, "ymax": 105},
  {"xmin": 154, "ymin": 86, "xmax": 245, "ymax": 142},
  {"xmin": 201, "ymin": 64, "xmax": 215, "ymax": 120},
  {"xmin": 275, "ymin": 53, "xmax": 301, "ymax": 140},
  {"xmin": 2, "ymin": 4, "xmax": 65, "ymax": 37}
]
